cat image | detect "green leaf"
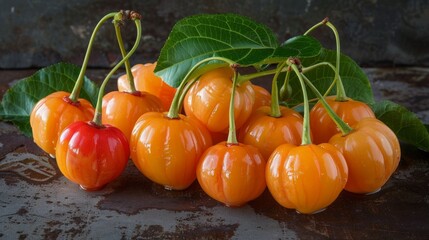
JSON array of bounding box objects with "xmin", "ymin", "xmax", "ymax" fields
[
  {"xmin": 285, "ymin": 48, "xmax": 374, "ymax": 106},
  {"xmin": 0, "ymin": 62, "xmax": 99, "ymax": 137},
  {"xmin": 155, "ymin": 13, "xmax": 325, "ymax": 88},
  {"xmin": 267, "ymin": 35, "xmax": 322, "ymax": 63},
  {"xmin": 155, "ymin": 14, "xmax": 323, "ymax": 88},
  {"xmin": 372, "ymin": 100, "xmax": 429, "ymax": 152},
  {"xmin": 155, "ymin": 13, "xmax": 279, "ymax": 88}
]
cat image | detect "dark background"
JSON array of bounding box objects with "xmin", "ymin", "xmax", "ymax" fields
[
  {"xmin": 1, "ymin": 2, "xmax": 429, "ymax": 238},
  {"xmin": 1, "ymin": 0, "xmax": 428, "ymax": 69}
]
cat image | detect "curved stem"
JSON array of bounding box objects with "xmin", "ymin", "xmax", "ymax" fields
[
  {"xmin": 92, "ymin": 19, "xmax": 142, "ymax": 126},
  {"xmin": 187, "ymin": 62, "xmax": 229, "ymax": 84},
  {"xmin": 302, "ymin": 61, "xmax": 336, "ymax": 74},
  {"xmin": 323, "ymin": 75, "xmax": 338, "ymax": 97},
  {"xmin": 69, "ymin": 12, "xmax": 117, "ymax": 102},
  {"xmin": 166, "ymin": 57, "xmax": 236, "ymax": 119},
  {"xmin": 177, "ymin": 77, "xmax": 199, "ymax": 113},
  {"xmin": 289, "ymin": 63, "xmax": 312, "ymax": 145},
  {"xmin": 326, "ymin": 22, "xmax": 347, "ymax": 101},
  {"xmin": 270, "ymin": 61, "xmax": 288, "ymax": 117},
  {"xmin": 302, "ymin": 61, "xmax": 339, "ymax": 96},
  {"xmin": 227, "ymin": 69, "xmax": 239, "ymax": 145},
  {"xmin": 301, "ymin": 73, "xmax": 353, "ymax": 135},
  {"xmin": 114, "ymin": 15, "xmax": 137, "ymax": 93},
  {"xmin": 237, "ymin": 68, "xmax": 280, "ymax": 84},
  {"xmin": 303, "ymin": 17, "xmax": 329, "ymax": 36},
  {"xmin": 303, "ymin": 18, "xmax": 347, "ymax": 101}
]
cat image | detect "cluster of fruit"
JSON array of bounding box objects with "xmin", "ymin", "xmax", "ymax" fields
[{"xmin": 29, "ymin": 11, "xmax": 400, "ymax": 214}]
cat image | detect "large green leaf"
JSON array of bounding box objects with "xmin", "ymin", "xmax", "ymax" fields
[
  {"xmin": 155, "ymin": 14, "xmax": 278, "ymax": 88},
  {"xmin": 0, "ymin": 62, "xmax": 99, "ymax": 137},
  {"xmin": 155, "ymin": 14, "xmax": 322, "ymax": 88},
  {"xmin": 285, "ymin": 48, "xmax": 374, "ymax": 106},
  {"xmin": 267, "ymin": 35, "xmax": 322, "ymax": 63},
  {"xmin": 372, "ymin": 100, "xmax": 429, "ymax": 152}
]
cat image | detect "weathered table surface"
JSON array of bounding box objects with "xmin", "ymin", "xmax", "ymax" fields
[{"xmin": 1, "ymin": 68, "xmax": 428, "ymax": 239}]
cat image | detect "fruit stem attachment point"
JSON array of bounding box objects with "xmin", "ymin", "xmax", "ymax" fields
[
  {"xmin": 92, "ymin": 18, "xmax": 142, "ymax": 126},
  {"xmin": 69, "ymin": 12, "xmax": 117, "ymax": 103}
]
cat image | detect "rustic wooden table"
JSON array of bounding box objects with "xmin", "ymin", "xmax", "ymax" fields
[{"xmin": 1, "ymin": 68, "xmax": 428, "ymax": 239}]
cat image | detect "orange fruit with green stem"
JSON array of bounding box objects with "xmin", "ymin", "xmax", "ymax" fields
[
  {"xmin": 266, "ymin": 60, "xmax": 348, "ymax": 214},
  {"xmin": 196, "ymin": 60, "xmax": 266, "ymax": 207},
  {"xmin": 118, "ymin": 62, "xmax": 176, "ymax": 110}
]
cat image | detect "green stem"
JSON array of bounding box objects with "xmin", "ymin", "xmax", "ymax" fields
[
  {"xmin": 302, "ymin": 61, "xmax": 340, "ymax": 96},
  {"xmin": 303, "ymin": 17, "xmax": 329, "ymax": 36},
  {"xmin": 187, "ymin": 62, "xmax": 229, "ymax": 83},
  {"xmin": 237, "ymin": 68, "xmax": 280, "ymax": 84},
  {"xmin": 177, "ymin": 77, "xmax": 198, "ymax": 113},
  {"xmin": 92, "ymin": 19, "xmax": 142, "ymax": 126},
  {"xmin": 289, "ymin": 62, "xmax": 312, "ymax": 145},
  {"xmin": 114, "ymin": 14, "xmax": 137, "ymax": 93},
  {"xmin": 279, "ymin": 69, "xmax": 291, "ymax": 100},
  {"xmin": 326, "ymin": 22, "xmax": 347, "ymax": 101},
  {"xmin": 301, "ymin": 73, "xmax": 353, "ymax": 135},
  {"xmin": 323, "ymin": 75, "xmax": 338, "ymax": 97},
  {"xmin": 302, "ymin": 61, "xmax": 336, "ymax": 74},
  {"xmin": 166, "ymin": 57, "xmax": 236, "ymax": 119},
  {"xmin": 303, "ymin": 18, "xmax": 347, "ymax": 101},
  {"xmin": 270, "ymin": 62, "xmax": 288, "ymax": 117},
  {"xmin": 69, "ymin": 12, "xmax": 117, "ymax": 102},
  {"xmin": 227, "ymin": 69, "xmax": 239, "ymax": 145}
]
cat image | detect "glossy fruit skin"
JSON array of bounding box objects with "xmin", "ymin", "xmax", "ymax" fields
[
  {"xmin": 197, "ymin": 142, "xmax": 266, "ymax": 207},
  {"xmin": 55, "ymin": 121, "xmax": 129, "ymax": 191},
  {"xmin": 118, "ymin": 62, "xmax": 176, "ymax": 110},
  {"xmin": 266, "ymin": 143, "xmax": 348, "ymax": 214},
  {"xmin": 329, "ymin": 118, "xmax": 401, "ymax": 194},
  {"xmin": 117, "ymin": 64, "xmax": 143, "ymax": 91},
  {"xmin": 130, "ymin": 112, "xmax": 212, "ymax": 190},
  {"xmin": 102, "ymin": 91, "xmax": 164, "ymax": 142},
  {"xmin": 30, "ymin": 91, "xmax": 94, "ymax": 156},
  {"xmin": 238, "ymin": 106, "xmax": 304, "ymax": 159},
  {"xmin": 184, "ymin": 67, "xmax": 255, "ymax": 133},
  {"xmin": 310, "ymin": 96, "xmax": 375, "ymax": 144},
  {"xmin": 251, "ymin": 84, "xmax": 271, "ymax": 112}
]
